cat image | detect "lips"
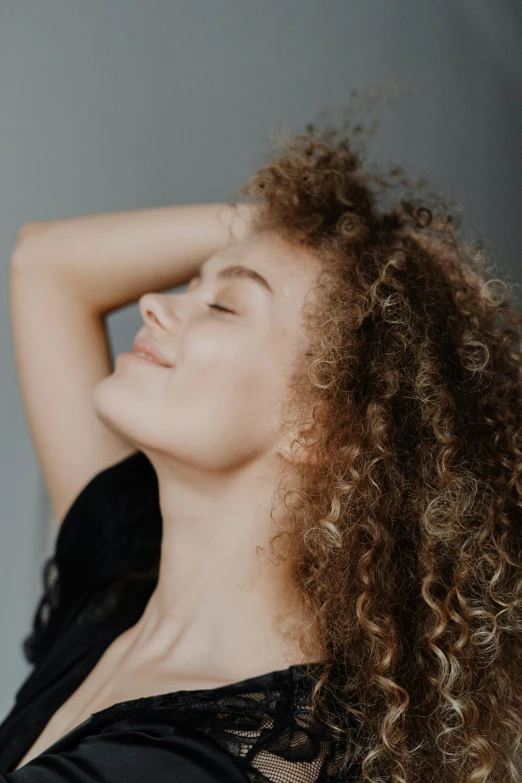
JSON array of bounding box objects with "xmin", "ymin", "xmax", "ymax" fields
[{"xmin": 131, "ymin": 337, "xmax": 174, "ymax": 368}]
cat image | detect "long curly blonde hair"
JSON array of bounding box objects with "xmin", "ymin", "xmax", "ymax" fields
[{"xmin": 228, "ymin": 108, "xmax": 522, "ymax": 782}]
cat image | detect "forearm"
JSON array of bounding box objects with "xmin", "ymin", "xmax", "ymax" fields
[{"xmin": 11, "ymin": 202, "xmax": 250, "ymax": 316}]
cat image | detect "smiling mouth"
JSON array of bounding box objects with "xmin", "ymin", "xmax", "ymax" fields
[
  {"xmin": 132, "ymin": 351, "xmax": 174, "ymax": 368},
  {"xmin": 117, "ymin": 351, "xmax": 174, "ymax": 368},
  {"xmin": 133, "ymin": 351, "xmax": 163, "ymax": 364}
]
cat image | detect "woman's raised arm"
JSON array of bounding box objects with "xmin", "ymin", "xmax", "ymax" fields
[
  {"xmin": 12, "ymin": 202, "xmax": 251, "ymax": 315},
  {"xmin": 10, "ymin": 202, "xmax": 250, "ymax": 525}
]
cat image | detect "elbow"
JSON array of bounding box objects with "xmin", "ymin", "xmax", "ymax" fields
[{"xmin": 11, "ymin": 221, "xmax": 51, "ymax": 268}]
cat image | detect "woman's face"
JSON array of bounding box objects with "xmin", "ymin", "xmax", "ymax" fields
[{"xmin": 93, "ymin": 230, "xmax": 319, "ymax": 472}]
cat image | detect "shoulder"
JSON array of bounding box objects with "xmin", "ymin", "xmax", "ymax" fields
[
  {"xmin": 54, "ymin": 449, "xmax": 159, "ymax": 585},
  {"xmin": 22, "ymin": 451, "xmax": 161, "ymax": 668}
]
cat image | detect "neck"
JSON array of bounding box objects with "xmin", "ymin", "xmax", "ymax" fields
[{"xmin": 121, "ymin": 449, "xmax": 318, "ymax": 680}]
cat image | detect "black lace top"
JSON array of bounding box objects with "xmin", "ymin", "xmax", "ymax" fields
[{"xmin": 0, "ymin": 451, "xmax": 353, "ymax": 781}]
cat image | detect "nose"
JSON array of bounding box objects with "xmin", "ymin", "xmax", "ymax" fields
[{"xmin": 138, "ymin": 293, "xmax": 172, "ymax": 329}]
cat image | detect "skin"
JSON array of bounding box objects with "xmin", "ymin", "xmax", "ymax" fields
[{"xmin": 92, "ymin": 229, "xmax": 321, "ymax": 683}]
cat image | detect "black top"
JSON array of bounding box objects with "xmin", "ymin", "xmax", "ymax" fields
[{"xmin": 0, "ymin": 451, "xmax": 350, "ymax": 781}]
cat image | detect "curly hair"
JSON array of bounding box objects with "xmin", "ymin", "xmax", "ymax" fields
[{"xmin": 222, "ymin": 108, "xmax": 522, "ymax": 782}]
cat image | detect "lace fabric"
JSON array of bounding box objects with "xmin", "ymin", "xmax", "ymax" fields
[
  {"xmin": 22, "ymin": 555, "xmax": 62, "ymax": 666},
  {"xmin": 87, "ymin": 666, "xmax": 353, "ymax": 782}
]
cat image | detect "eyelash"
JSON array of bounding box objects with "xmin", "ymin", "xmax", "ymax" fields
[{"xmin": 208, "ymin": 303, "xmax": 234, "ymax": 314}]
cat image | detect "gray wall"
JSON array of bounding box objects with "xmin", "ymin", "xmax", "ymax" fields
[{"xmin": 1, "ymin": 0, "xmax": 521, "ymax": 717}]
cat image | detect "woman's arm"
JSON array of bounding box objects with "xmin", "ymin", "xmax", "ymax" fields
[
  {"xmin": 12, "ymin": 202, "xmax": 251, "ymax": 315},
  {"xmin": 10, "ymin": 202, "xmax": 251, "ymax": 524}
]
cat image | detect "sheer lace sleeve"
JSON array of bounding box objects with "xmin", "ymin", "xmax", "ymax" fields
[{"xmin": 22, "ymin": 451, "xmax": 162, "ymax": 668}]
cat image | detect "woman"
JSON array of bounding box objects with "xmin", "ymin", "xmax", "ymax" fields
[{"xmin": 1, "ymin": 118, "xmax": 521, "ymax": 782}]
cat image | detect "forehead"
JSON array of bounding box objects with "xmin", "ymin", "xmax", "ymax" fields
[{"xmin": 205, "ymin": 230, "xmax": 320, "ymax": 301}]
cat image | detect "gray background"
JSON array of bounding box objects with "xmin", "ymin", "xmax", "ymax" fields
[{"xmin": 0, "ymin": 0, "xmax": 521, "ymax": 716}]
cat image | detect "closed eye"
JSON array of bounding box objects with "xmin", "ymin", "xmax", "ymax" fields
[{"xmin": 208, "ymin": 303, "xmax": 235, "ymax": 314}]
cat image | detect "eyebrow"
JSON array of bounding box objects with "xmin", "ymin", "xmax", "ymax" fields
[{"xmin": 192, "ymin": 264, "xmax": 274, "ymax": 296}]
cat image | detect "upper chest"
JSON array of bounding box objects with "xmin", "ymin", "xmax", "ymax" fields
[{"xmin": 12, "ymin": 632, "xmax": 216, "ymax": 772}]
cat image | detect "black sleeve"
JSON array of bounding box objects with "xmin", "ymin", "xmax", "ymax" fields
[
  {"xmin": 22, "ymin": 451, "xmax": 162, "ymax": 668},
  {"xmin": 0, "ymin": 724, "xmax": 249, "ymax": 783}
]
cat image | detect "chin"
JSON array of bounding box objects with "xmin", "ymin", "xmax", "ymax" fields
[
  {"xmin": 92, "ymin": 384, "xmax": 163, "ymax": 453},
  {"xmin": 92, "ymin": 379, "xmax": 129, "ymax": 434}
]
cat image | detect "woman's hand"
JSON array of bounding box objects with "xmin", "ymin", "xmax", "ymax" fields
[{"xmin": 225, "ymin": 202, "xmax": 259, "ymax": 244}]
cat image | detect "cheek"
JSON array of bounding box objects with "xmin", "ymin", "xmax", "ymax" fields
[
  {"xmin": 173, "ymin": 348, "xmax": 281, "ymax": 411},
  {"xmin": 175, "ymin": 328, "xmax": 269, "ymax": 391},
  {"xmin": 168, "ymin": 346, "xmax": 285, "ymax": 426},
  {"xmin": 175, "ymin": 326, "xmax": 295, "ymax": 421}
]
